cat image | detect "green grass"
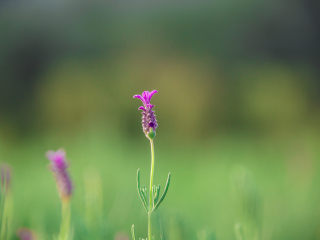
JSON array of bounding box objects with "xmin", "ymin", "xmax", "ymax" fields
[{"xmin": 1, "ymin": 130, "xmax": 320, "ymax": 240}]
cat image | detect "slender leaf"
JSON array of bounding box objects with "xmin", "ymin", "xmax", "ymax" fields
[
  {"xmin": 153, "ymin": 173, "xmax": 171, "ymax": 212},
  {"xmin": 131, "ymin": 225, "xmax": 136, "ymax": 240},
  {"xmin": 137, "ymin": 169, "xmax": 148, "ymax": 212}
]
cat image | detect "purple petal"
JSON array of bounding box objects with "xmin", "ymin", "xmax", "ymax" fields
[
  {"xmin": 148, "ymin": 90, "xmax": 158, "ymax": 102},
  {"xmin": 133, "ymin": 95, "xmax": 143, "ymax": 101},
  {"xmin": 142, "ymin": 91, "xmax": 150, "ymax": 103},
  {"xmin": 133, "ymin": 94, "xmax": 146, "ymax": 105},
  {"xmin": 142, "ymin": 91, "xmax": 149, "ymax": 99},
  {"xmin": 46, "ymin": 149, "xmax": 65, "ymax": 163},
  {"xmin": 138, "ymin": 106, "xmax": 146, "ymax": 111},
  {"xmin": 146, "ymin": 104, "xmax": 155, "ymax": 109}
]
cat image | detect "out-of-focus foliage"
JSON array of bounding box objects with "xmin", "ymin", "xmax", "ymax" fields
[
  {"xmin": 1, "ymin": 133, "xmax": 319, "ymax": 240},
  {"xmin": 1, "ymin": 0, "xmax": 320, "ymax": 239},
  {"xmin": 0, "ymin": 0, "xmax": 320, "ymax": 139}
]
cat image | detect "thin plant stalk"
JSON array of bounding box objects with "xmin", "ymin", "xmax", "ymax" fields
[
  {"xmin": 59, "ymin": 200, "xmax": 71, "ymax": 240},
  {"xmin": 0, "ymin": 165, "xmax": 12, "ymax": 240},
  {"xmin": 148, "ymin": 139, "xmax": 155, "ymax": 240},
  {"xmin": 0, "ymin": 194, "xmax": 8, "ymax": 240},
  {"xmin": 0, "ymin": 192, "xmax": 5, "ymax": 240},
  {"xmin": 0, "ymin": 192, "xmax": 13, "ymax": 240}
]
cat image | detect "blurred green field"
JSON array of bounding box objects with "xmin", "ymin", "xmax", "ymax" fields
[
  {"xmin": 1, "ymin": 1, "xmax": 320, "ymax": 239},
  {"xmin": 1, "ymin": 128, "xmax": 320, "ymax": 240}
]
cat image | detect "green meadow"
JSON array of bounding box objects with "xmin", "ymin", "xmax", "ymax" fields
[
  {"xmin": 2, "ymin": 128, "xmax": 320, "ymax": 240},
  {"xmin": 1, "ymin": 0, "xmax": 320, "ymax": 239}
]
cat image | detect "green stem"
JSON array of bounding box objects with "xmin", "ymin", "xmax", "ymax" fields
[
  {"xmin": 148, "ymin": 213, "xmax": 151, "ymax": 240},
  {"xmin": 0, "ymin": 192, "xmax": 13, "ymax": 240},
  {"xmin": 148, "ymin": 139, "xmax": 155, "ymax": 240},
  {"xmin": 59, "ymin": 200, "xmax": 71, "ymax": 240},
  {"xmin": 0, "ymin": 195, "xmax": 7, "ymax": 240}
]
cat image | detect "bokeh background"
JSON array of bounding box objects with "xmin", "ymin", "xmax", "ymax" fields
[{"xmin": 1, "ymin": 0, "xmax": 320, "ymax": 239}]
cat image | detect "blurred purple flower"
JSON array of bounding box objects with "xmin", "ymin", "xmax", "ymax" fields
[
  {"xmin": 1, "ymin": 163, "xmax": 11, "ymax": 193},
  {"xmin": 17, "ymin": 228, "xmax": 36, "ymax": 240},
  {"xmin": 46, "ymin": 149, "xmax": 73, "ymax": 201},
  {"xmin": 133, "ymin": 90, "xmax": 158, "ymax": 137}
]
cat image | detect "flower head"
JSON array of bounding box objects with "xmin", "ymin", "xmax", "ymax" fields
[
  {"xmin": 46, "ymin": 149, "xmax": 73, "ymax": 202},
  {"xmin": 133, "ymin": 90, "xmax": 158, "ymax": 138}
]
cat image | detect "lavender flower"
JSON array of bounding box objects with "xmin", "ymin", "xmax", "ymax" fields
[
  {"xmin": 1, "ymin": 164, "xmax": 11, "ymax": 193},
  {"xmin": 132, "ymin": 90, "xmax": 171, "ymax": 240},
  {"xmin": 133, "ymin": 90, "xmax": 158, "ymax": 138},
  {"xmin": 46, "ymin": 149, "xmax": 73, "ymax": 202}
]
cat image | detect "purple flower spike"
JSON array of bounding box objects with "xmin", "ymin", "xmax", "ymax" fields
[
  {"xmin": 1, "ymin": 163, "xmax": 11, "ymax": 194},
  {"xmin": 46, "ymin": 149, "xmax": 73, "ymax": 202},
  {"xmin": 133, "ymin": 90, "xmax": 158, "ymax": 138}
]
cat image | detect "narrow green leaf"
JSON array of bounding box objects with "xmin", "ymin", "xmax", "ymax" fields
[
  {"xmin": 153, "ymin": 172, "xmax": 171, "ymax": 212},
  {"xmin": 140, "ymin": 188, "xmax": 149, "ymax": 211},
  {"xmin": 137, "ymin": 169, "xmax": 148, "ymax": 212},
  {"xmin": 155, "ymin": 185, "xmax": 161, "ymax": 204},
  {"xmin": 153, "ymin": 185, "xmax": 161, "ymax": 207},
  {"xmin": 152, "ymin": 185, "xmax": 158, "ymax": 208},
  {"xmin": 131, "ymin": 225, "xmax": 136, "ymax": 240},
  {"xmin": 141, "ymin": 187, "xmax": 148, "ymax": 206}
]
